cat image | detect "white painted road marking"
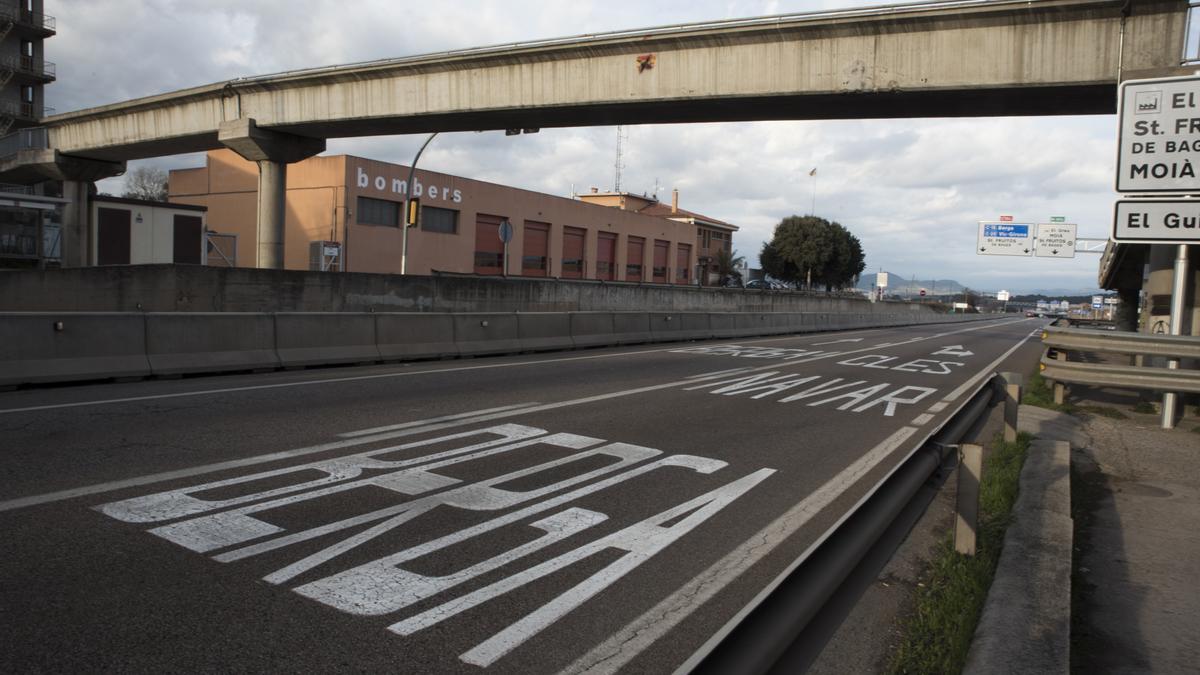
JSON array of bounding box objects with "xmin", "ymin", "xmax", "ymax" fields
[
  {"xmin": 811, "ymin": 338, "xmax": 863, "ymax": 345},
  {"xmin": 564, "ymin": 424, "xmax": 921, "ymax": 674},
  {"xmin": 96, "ymin": 422, "xmax": 773, "ymax": 669}
]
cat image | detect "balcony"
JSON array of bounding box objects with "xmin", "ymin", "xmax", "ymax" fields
[
  {"xmin": 2, "ymin": 56, "xmax": 56, "ymax": 82},
  {"xmin": 0, "ymin": 101, "xmax": 53, "ymax": 124},
  {"xmin": 0, "ymin": 7, "xmax": 56, "ymax": 36}
]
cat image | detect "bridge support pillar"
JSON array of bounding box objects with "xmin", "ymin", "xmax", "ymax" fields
[
  {"xmin": 0, "ymin": 149, "xmax": 126, "ymax": 267},
  {"xmin": 219, "ymin": 118, "xmax": 324, "ymax": 270}
]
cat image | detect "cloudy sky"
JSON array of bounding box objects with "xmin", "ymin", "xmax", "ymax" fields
[{"xmin": 51, "ymin": 0, "xmax": 1121, "ymax": 294}]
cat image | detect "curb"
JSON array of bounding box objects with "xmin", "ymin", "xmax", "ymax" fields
[{"xmin": 963, "ymin": 438, "xmax": 1072, "ymax": 675}]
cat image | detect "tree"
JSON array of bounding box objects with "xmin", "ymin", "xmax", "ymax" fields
[
  {"xmin": 122, "ymin": 166, "xmax": 169, "ymax": 202},
  {"xmin": 715, "ymin": 247, "xmax": 745, "ymax": 285},
  {"xmin": 763, "ymin": 215, "xmax": 865, "ymax": 291}
]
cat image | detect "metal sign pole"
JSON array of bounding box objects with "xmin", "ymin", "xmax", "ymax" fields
[{"xmin": 1162, "ymin": 244, "xmax": 1190, "ymax": 429}]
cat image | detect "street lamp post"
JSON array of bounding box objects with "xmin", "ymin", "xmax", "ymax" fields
[{"xmin": 401, "ymin": 132, "xmax": 438, "ymax": 276}]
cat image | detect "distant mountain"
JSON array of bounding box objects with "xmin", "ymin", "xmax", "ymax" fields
[{"xmin": 856, "ymin": 272, "xmax": 965, "ymax": 295}]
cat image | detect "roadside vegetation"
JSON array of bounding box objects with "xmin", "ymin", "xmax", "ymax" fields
[
  {"xmin": 887, "ymin": 432, "xmax": 1033, "ymax": 675},
  {"xmin": 1021, "ymin": 371, "xmax": 1075, "ymax": 413}
]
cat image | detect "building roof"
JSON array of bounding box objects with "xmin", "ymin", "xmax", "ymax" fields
[
  {"xmin": 634, "ymin": 202, "xmax": 738, "ymax": 231},
  {"xmin": 577, "ymin": 190, "xmax": 739, "ymax": 232},
  {"xmin": 94, "ymin": 195, "xmax": 208, "ymax": 211}
]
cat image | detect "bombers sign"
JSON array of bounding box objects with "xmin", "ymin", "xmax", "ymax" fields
[{"xmin": 357, "ymin": 166, "xmax": 464, "ymax": 203}]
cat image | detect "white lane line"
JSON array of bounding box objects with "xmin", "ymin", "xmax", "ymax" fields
[
  {"xmin": 941, "ymin": 327, "xmax": 1039, "ymax": 403},
  {"xmin": 563, "ymin": 425, "xmax": 920, "ymax": 675},
  {"xmin": 0, "ymin": 321, "xmax": 953, "ymax": 415},
  {"xmin": 0, "ymin": 368, "xmax": 748, "ymax": 513},
  {"xmin": 927, "ymin": 401, "xmax": 950, "ymax": 413},
  {"xmin": 338, "ymin": 403, "xmax": 543, "ymax": 438},
  {"xmin": 1, "ymin": 320, "xmax": 1024, "ymax": 512},
  {"xmin": 911, "ymin": 413, "xmax": 935, "ymax": 426}
]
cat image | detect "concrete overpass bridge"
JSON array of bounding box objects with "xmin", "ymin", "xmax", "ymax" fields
[{"xmin": 0, "ymin": 0, "xmax": 1190, "ymax": 267}]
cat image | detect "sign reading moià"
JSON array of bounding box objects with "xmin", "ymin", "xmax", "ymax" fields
[{"xmin": 1117, "ymin": 75, "xmax": 1200, "ymax": 193}]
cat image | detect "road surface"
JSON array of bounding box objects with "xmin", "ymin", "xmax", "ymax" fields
[{"xmin": 0, "ymin": 317, "xmax": 1042, "ymax": 673}]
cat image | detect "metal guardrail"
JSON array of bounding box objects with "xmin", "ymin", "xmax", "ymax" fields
[
  {"xmin": 1040, "ymin": 358, "xmax": 1200, "ymax": 395},
  {"xmin": 1042, "ymin": 322, "xmax": 1200, "ymax": 360},
  {"xmin": 1040, "ymin": 321, "xmax": 1200, "ymax": 427}
]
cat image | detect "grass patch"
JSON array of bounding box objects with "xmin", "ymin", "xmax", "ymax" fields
[
  {"xmin": 888, "ymin": 432, "xmax": 1033, "ymax": 675},
  {"xmin": 1131, "ymin": 401, "xmax": 1157, "ymax": 415},
  {"xmin": 1076, "ymin": 405, "xmax": 1128, "ymax": 420},
  {"xmin": 1022, "ymin": 372, "xmax": 1075, "ymax": 413}
]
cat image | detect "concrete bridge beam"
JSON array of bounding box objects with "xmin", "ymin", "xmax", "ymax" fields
[{"xmin": 218, "ymin": 118, "xmax": 324, "ymax": 269}]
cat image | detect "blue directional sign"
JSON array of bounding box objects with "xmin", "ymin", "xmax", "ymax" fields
[
  {"xmin": 977, "ymin": 221, "xmax": 1035, "ymax": 256},
  {"xmin": 983, "ymin": 224, "xmax": 1030, "ymax": 238}
]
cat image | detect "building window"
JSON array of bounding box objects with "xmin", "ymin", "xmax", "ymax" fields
[
  {"xmin": 421, "ymin": 205, "xmax": 458, "ymax": 234},
  {"xmin": 474, "ymin": 213, "xmax": 505, "ymax": 275},
  {"xmin": 676, "ymin": 243, "xmax": 691, "ymax": 283},
  {"xmin": 561, "ymin": 226, "xmax": 585, "ymax": 279},
  {"xmin": 652, "ymin": 239, "xmax": 669, "ymax": 283},
  {"xmin": 356, "ymin": 196, "xmax": 400, "ymax": 227},
  {"xmin": 523, "ymin": 221, "xmax": 549, "ymax": 277},
  {"xmin": 626, "ymin": 235, "xmax": 644, "ymax": 281}
]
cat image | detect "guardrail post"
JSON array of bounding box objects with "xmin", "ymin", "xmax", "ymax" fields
[
  {"xmin": 955, "ymin": 443, "xmax": 983, "ymax": 556},
  {"xmin": 1052, "ymin": 350, "xmax": 1067, "ymax": 405},
  {"xmin": 1001, "ymin": 372, "xmax": 1023, "ymax": 443}
]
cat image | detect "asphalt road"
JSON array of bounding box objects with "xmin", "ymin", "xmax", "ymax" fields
[{"xmin": 0, "ymin": 317, "xmax": 1043, "ymax": 673}]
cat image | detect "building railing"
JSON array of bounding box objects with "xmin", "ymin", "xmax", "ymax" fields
[
  {"xmin": 0, "ymin": 6, "xmax": 56, "ymax": 32},
  {"xmin": 1, "ymin": 56, "xmax": 56, "ymax": 80},
  {"xmin": 1040, "ymin": 321, "xmax": 1200, "ymax": 425},
  {"xmin": 0, "ymin": 126, "xmax": 48, "ymax": 159},
  {"xmin": 0, "ymin": 101, "xmax": 52, "ymax": 121}
]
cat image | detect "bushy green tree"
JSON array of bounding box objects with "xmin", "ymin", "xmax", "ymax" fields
[{"xmin": 763, "ymin": 215, "xmax": 865, "ymax": 291}]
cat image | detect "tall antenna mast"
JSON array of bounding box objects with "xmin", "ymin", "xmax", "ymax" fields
[{"xmin": 614, "ymin": 126, "xmax": 625, "ymax": 192}]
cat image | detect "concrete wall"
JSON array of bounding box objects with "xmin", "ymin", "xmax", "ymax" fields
[
  {"xmin": 1, "ymin": 308, "xmax": 996, "ymax": 387},
  {"xmin": 0, "ymin": 263, "xmax": 942, "ymax": 315}
]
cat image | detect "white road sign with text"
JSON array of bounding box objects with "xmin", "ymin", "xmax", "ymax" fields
[
  {"xmin": 1117, "ymin": 75, "xmax": 1200, "ymax": 193},
  {"xmin": 1035, "ymin": 223, "xmax": 1077, "ymax": 258},
  {"xmin": 1112, "ymin": 199, "xmax": 1200, "ymax": 244},
  {"xmin": 977, "ymin": 222, "xmax": 1033, "ymax": 256}
]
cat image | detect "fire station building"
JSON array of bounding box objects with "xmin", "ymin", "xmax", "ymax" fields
[{"xmin": 168, "ymin": 150, "xmax": 737, "ymax": 284}]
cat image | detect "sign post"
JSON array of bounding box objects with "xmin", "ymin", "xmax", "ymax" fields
[{"xmin": 498, "ymin": 219, "xmax": 514, "ymax": 277}]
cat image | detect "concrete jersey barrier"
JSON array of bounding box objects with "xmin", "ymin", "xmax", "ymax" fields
[{"xmin": 0, "ymin": 310, "xmax": 1000, "ymax": 388}]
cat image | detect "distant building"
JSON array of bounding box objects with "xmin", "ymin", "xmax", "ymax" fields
[
  {"xmin": 576, "ymin": 188, "xmax": 738, "ymax": 286},
  {"xmin": 168, "ymin": 150, "xmax": 700, "ymax": 282},
  {"xmin": 0, "ymin": 0, "xmax": 55, "ymax": 135}
]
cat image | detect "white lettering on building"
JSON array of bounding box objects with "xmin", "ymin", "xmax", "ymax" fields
[{"xmin": 357, "ymin": 166, "xmax": 464, "ymax": 203}]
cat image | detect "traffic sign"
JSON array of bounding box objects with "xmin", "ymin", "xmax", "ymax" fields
[
  {"xmin": 1050, "ymin": 216, "xmax": 1066, "ymax": 222},
  {"xmin": 1112, "ymin": 199, "xmax": 1200, "ymax": 244},
  {"xmin": 977, "ymin": 221, "xmax": 1033, "ymax": 256},
  {"xmin": 1035, "ymin": 222, "xmax": 1077, "ymax": 258},
  {"xmin": 498, "ymin": 219, "xmax": 514, "ymax": 243},
  {"xmin": 1116, "ymin": 75, "xmax": 1200, "ymax": 193}
]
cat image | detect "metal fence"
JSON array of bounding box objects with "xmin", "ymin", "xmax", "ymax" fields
[
  {"xmin": 1040, "ymin": 320, "xmax": 1200, "ymax": 427},
  {"xmin": 0, "ymin": 126, "xmax": 47, "ymax": 160}
]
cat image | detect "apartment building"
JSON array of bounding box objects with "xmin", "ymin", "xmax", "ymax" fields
[{"xmin": 0, "ymin": 0, "xmax": 54, "ymax": 134}]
